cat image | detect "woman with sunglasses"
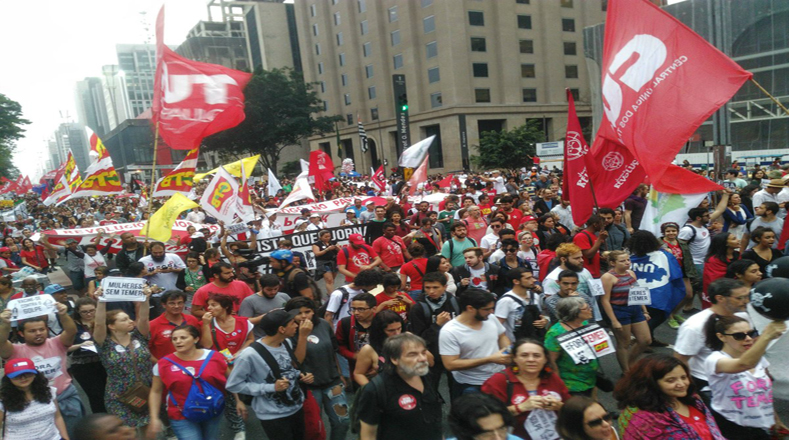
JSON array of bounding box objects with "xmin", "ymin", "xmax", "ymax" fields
[
  {"xmin": 0, "ymin": 358, "xmax": 69, "ymax": 440},
  {"xmin": 67, "ymin": 297, "xmax": 107, "ymax": 414},
  {"xmin": 557, "ymin": 396, "xmax": 618, "ymax": 440},
  {"xmin": 614, "ymin": 354, "xmax": 724, "ymax": 440},
  {"xmin": 703, "ymin": 315, "xmax": 786, "ymax": 439}
]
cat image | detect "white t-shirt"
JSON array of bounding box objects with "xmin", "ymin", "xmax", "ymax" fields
[
  {"xmin": 439, "ymin": 317, "xmax": 506, "ymax": 385},
  {"xmin": 468, "ymin": 266, "xmax": 488, "ymax": 290},
  {"xmin": 83, "ymin": 252, "xmax": 106, "ymax": 278},
  {"xmin": 674, "ymin": 309, "xmax": 751, "ymax": 381},
  {"xmin": 0, "ymin": 386, "xmax": 60, "ymax": 440},
  {"xmin": 745, "ymin": 217, "xmax": 784, "ymax": 250},
  {"xmin": 480, "ymin": 233, "xmax": 500, "ymax": 251},
  {"xmin": 494, "ymin": 290, "xmax": 542, "ymax": 342},
  {"xmin": 492, "ymin": 176, "xmax": 507, "ymax": 194},
  {"xmin": 705, "ymin": 351, "xmax": 774, "ymax": 430},
  {"xmin": 139, "ymin": 253, "xmax": 187, "ymax": 292},
  {"xmin": 678, "ymin": 224, "xmax": 710, "ymax": 265},
  {"xmin": 325, "ymin": 285, "xmax": 365, "ymax": 329}
]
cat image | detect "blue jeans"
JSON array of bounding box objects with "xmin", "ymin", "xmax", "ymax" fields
[
  {"xmin": 170, "ymin": 415, "xmax": 222, "ymax": 440},
  {"xmin": 408, "ymin": 289, "xmax": 422, "ymax": 301},
  {"xmin": 312, "ymin": 383, "xmax": 350, "ymax": 440}
]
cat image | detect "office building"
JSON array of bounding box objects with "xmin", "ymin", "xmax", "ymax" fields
[
  {"xmin": 116, "ymin": 44, "xmax": 157, "ymax": 118},
  {"xmin": 54, "ymin": 123, "xmax": 90, "ymax": 173},
  {"xmin": 176, "ymin": 20, "xmax": 251, "ymax": 72},
  {"xmin": 75, "ymin": 78, "xmax": 112, "ymax": 137}
]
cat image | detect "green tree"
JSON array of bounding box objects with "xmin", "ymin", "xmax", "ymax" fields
[
  {"xmin": 0, "ymin": 94, "xmax": 28, "ymax": 178},
  {"xmin": 471, "ymin": 121, "xmax": 544, "ymax": 170},
  {"xmin": 202, "ymin": 67, "xmax": 342, "ymax": 174}
]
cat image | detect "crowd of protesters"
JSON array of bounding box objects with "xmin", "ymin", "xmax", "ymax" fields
[{"xmin": 0, "ymin": 159, "xmax": 786, "ymax": 439}]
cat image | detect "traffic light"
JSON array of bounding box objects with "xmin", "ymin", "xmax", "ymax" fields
[{"xmin": 399, "ymin": 93, "xmax": 408, "ymax": 112}]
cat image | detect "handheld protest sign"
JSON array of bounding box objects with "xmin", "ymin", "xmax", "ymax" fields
[
  {"xmin": 7, "ymin": 295, "xmax": 56, "ymax": 322},
  {"xmin": 100, "ymin": 277, "xmax": 147, "ymax": 302}
]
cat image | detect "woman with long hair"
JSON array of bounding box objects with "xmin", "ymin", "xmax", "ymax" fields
[
  {"xmin": 388, "ymin": 212, "xmax": 411, "ymax": 238},
  {"xmin": 615, "ymin": 354, "xmax": 723, "ymax": 439},
  {"xmin": 19, "ymin": 237, "xmax": 49, "ymax": 273},
  {"xmin": 425, "ymin": 254, "xmax": 457, "ymax": 295},
  {"xmin": 702, "ymin": 315, "xmax": 786, "ymax": 439},
  {"xmin": 741, "ymin": 226, "xmax": 783, "ymax": 273},
  {"xmin": 148, "ymin": 325, "xmax": 237, "ymax": 440},
  {"xmin": 0, "ymin": 358, "xmax": 69, "ymax": 440},
  {"xmin": 353, "ymin": 310, "xmax": 404, "ymax": 386},
  {"xmin": 702, "ymin": 232, "xmax": 740, "ymax": 309},
  {"xmin": 725, "ymin": 259, "xmax": 762, "ymax": 288},
  {"xmin": 660, "ymin": 222, "xmax": 697, "ymax": 328},
  {"xmin": 86, "ymin": 266, "xmax": 109, "ymax": 299},
  {"xmin": 312, "ymin": 229, "xmax": 340, "ymax": 293},
  {"xmin": 481, "ymin": 338, "xmax": 571, "ymax": 440},
  {"xmin": 750, "ymin": 169, "xmax": 767, "ymax": 187},
  {"xmin": 0, "ymin": 275, "xmax": 20, "ymax": 311},
  {"xmin": 68, "ymin": 297, "xmax": 107, "ymax": 414},
  {"xmin": 722, "ymin": 193, "xmax": 752, "ymax": 240},
  {"xmin": 93, "ymin": 285, "xmax": 153, "ymax": 431},
  {"xmin": 534, "ymin": 214, "xmax": 560, "ymax": 248},
  {"xmin": 557, "ymin": 396, "xmax": 618, "ymax": 440},
  {"xmin": 200, "ymin": 293, "xmax": 252, "ymax": 438}
]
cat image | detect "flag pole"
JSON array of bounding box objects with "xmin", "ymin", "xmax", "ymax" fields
[
  {"xmin": 750, "ymin": 78, "xmax": 789, "ymax": 116},
  {"xmin": 587, "ymin": 171, "xmax": 601, "ymax": 212},
  {"xmin": 142, "ymin": 121, "xmax": 160, "ymax": 256}
]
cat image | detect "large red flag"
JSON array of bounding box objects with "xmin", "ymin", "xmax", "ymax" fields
[
  {"xmin": 593, "ymin": 0, "xmax": 752, "ymax": 189},
  {"xmin": 371, "ymin": 165, "xmax": 386, "ymax": 191},
  {"xmin": 563, "ymin": 89, "xmax": 597, "ymax": 226},
  {"xmin": 153, "ymin": 7, "xmax": 252, "ymax": 150},
  {"xmin": 309, "ymin": 150, "xmax": 335, "ymax": 193}
]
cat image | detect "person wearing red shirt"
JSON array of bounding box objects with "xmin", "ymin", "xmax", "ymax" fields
[
  {"xmin": 478, "ymin": 194, "xmax": 493, "ymax": 217},
  {"xmin": 191, "ymin": 263, "xmax": 255, "ymax": 319},
  {"xmin": 572, "ymin": 215, "xmax": 607, "ymax": 278},
  {"xmin": 148, "ymin": 324, "xmax": 238, "ymax": 440},
  {"xmin": 498, "ymin": 195, "xmax": 523, "ymax": 227},
  {"xmin": 463, "ymin": 206, "xmax": 489, "ymax": 245},
  {"xmin": 337, "ymin": 234, "xmax": 381, "ymax": 283},
  {"xmin": 149, "ymin": 290, "xmax": 200, "ymax": 361},
  {"xmin": 400, "ymin": 244, "xmax": 429, "ymax": 300},
  {"xmin": 375, "ymin": 273, "xmax": 415, "ymax": 323},
  {"xmin": 409, "ymin": 202, "xmax": 431, "ymax": 230},
  {"xmin": 372, "ymin": 223, "xmax": 411, "ymax": 272}
]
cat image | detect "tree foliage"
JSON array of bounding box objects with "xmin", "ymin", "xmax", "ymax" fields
[
  {"xmin": 0, "ymin": 94, "xmax": 28, "ymax": 178},
  {"xmin": 202, "ymin": 67, "xmax": 342, "ymax": 174},
  {"xmin": 471, "ymin": 121, "xmax": 544, "ymax": 171}
]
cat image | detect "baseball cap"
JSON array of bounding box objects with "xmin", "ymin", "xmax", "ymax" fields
[
  {"xmin": 310, "ymin": 213, "xmax": 321, "ymax": 218},
  {"xmin": 522, "ymin": 215, "xmax": 538, "ymax": 223},
  {"xmin": 0, "ymin": 247, "xmax": 9, "ymax": 253},
  {"xmin": 270, "ymin": 249, "xmax": 293, "ymax": 263},
  {"xmin": 44, "ymin": 284, "xmax": 66, "ymax": 295},
  {"xmin": 348, "ymin": 234, "xmax": 365, "ymax": 245},
  {"xmin": 5, "ymin": 358, "xmax": 37, "ymax": 378},
  {"xmin": 66, "ymin": 238, "xmax": 79, "ymax": 244},
  {"xmin": 260, "ymin": 309, "xmax": 300, "ymax": 335}
]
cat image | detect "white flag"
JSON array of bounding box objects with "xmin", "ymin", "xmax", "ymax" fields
[
  {"xmin": 279, "ymin": 175, "xmax": 315, "ymax": 208},
  {"xmin": 300, "ymin": 159, "xmax": 310, "ymax": 174},
  {"xmin": 398, "ymin": 136, "xmax": 435, "ymax": 168},
  {"xmin": 640, "ymin": 187, "xmax": 709, "ymax": 237},
  {"xmin": 200, "ymin": 166, "xmax": 238, "ymax": 224},
  {"xmin": 267, "ymin": 168, "xmax": 282, "ymax": 196}
]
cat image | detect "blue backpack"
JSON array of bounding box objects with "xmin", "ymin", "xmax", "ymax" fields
[{"xmin": 164, "ymin": 352, "xmax": 226, "ymax": 422}]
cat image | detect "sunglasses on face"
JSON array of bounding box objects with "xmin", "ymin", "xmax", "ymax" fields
[
  {"xmin": 586, "ymin": 413, "xmax": 613, "ymax": 427},
  {"xmin": 722, "ymin": 330, "xmax": 759, "ymax": 341},
  {"xmin": 504, "ymin": 248, "xmax": 519, "ymax": 253}
]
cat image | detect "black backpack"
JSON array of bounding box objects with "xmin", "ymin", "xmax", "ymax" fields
[
  {"xmin": 350, "ymin": 374, "xmax": 386, "ymax": 434},
  {"xmin": 501, "ymin": 292, "xmax": 546, "ymax": 339},
  {"xmin": 316, "ymin": 286, "xmax": 351, "ymax": 320},
  {"xmin": 409, "ymin": 296, "xmax": 461, "ymax": 332},
  {"xmin": 286, "ymin": 267, "xmax": 324, "ymax": 303}
]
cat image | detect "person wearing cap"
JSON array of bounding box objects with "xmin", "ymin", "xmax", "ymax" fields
[
  {"xmin": 306, "ymin": 213, "xmax": 327, "ymax": 231},
  {"xmin": 360, "ymin": 200, "xmax": 377, "ymax": 223},
  {"xmin": 226, "ymin": 309, "xmax": 307, "ymax": 439},
  {"xmin": 0, "ymin": 245, "xmax": 20, "ymax": 274},
  {"xmin": 752, "ymin": 178, "xmax": 787, "ymax": 219},
  {"xmin": 340, "ymin": 209, "xmax": 359, "ymax": 226},
  {"xmin": 295, "ymin": 208, "xmax": 311, "ymax": 229},
  {"xmin": 270, "ymin": 249, "xmax": 316, "ymax": 300},
  {"xmin": 0, "ymin": 358, "xmax": 70, "ymax": 440},
  {"xmin": 344, "ymin": 198, "xmax": 367, "ymax": 219},
  {"xmin": 337, "ymin": 233, "xmax": 381, "ymax": 283},
  {"xmin": 0, "ymin": 298, "xmax": 83, "ymax": 434},
  {"xmin": 192, "ymin": 262, "xmax": 255, "ymax": 319}
]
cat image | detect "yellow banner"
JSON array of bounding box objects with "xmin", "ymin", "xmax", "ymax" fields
[
  {"xmin": 142, "ymin": 193, "xmax": 200, "ymax": 242},
  {"xmin": 194, "ymin": 154, "xmax": 260, "ymax": 182}
]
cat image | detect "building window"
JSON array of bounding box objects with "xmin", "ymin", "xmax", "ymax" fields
[
  {"xmin": 323, "ymin": 100, "xmax": 328, "ymax": 111},
  {"xmin": 391, "ymin": 30, "xmax": 400, "ymax": 46},
  {"xmin": 332, "ymin": 0, "xmax": 338, "ymax": 5},
  {"xmin": 394, "ymin": 54, "xmax": 403, "ymax": 69},
  {"xmin": 310, "ymin": 4, "xmax": 316, "ymax": 17},
  {"xmin": 318, "ymin": 62, "xmax": 324, "ymax": 74},
  {"xmin": 336, "ymin": 32, "xmax": 343, "ymax": 46},
  {"xmin": 564, "ymin": 42, "xmax": 577, "ymax": 55},
  {"xmin": 519, "ymin": 39, "xmax": 534, "ymax": 54},
  {"xmin": 468, "ymin": 11, "xmax": 484, "ymax": 26},
  {"xmin": 358, "ymin": 0, "xmax": 366, "ymax": 13},
  {"xmin": 428, "ymin": 67, "xmax": 440, "ymax": 83},
  {"xmin": 565, "ymin": 65, "xmax": 578, "ymax": 78},
  {"xmin": 517, "ymin": 15, "xmax": 532, "ymax": 29},
  {"xmin": 569, "ymin": 88, "xmax": 580, "ymax": 101},
  {"xmin": 389, "ymin": 6, "xmax": 398, "ymax": 22},
  {"xmin": 320, "ymin": 81, "xmax": 325, "ymax": 93},
  {"xmin": 346, "ymin": 114, "xmax": 354, "ymax": 126},
  {"xmin": 361, "ymin": 20, "xmax": 368, "ymax": 35},
  {"xmin": 521, "ymin": 64, "xmax": 535, "ymax": 78},
  {"xmin": 334, "ymin": 12, "xmax": 341, "ymax": 26},
  {"xmin": 368, "ymin": 86, "xmax": 376, "ymax": 99},
  {"xmin": 471, "ymin": 37, "xmax": 486, "ymax": 52},
  {"xmin": 315, "ymin": 43, "xmax": 321, "ymax": 55},
  {"xmin": 423, "ymin": 15, "xmax": 435, "ymax": 33},
  {"xmin": 562, "ymin": 18, "xmax": 575, "ymax": 32},
  {"xmin": 422, "ymin": 0, "xmax": 433, "ymax": 6},
  {"xmin": 339, "ymin": 53, "xmax": 346, "ymax": 66},
  {"xmin": 516, "ymin": 0, "xmax": 530, "ymax": 3},
  {"xmin": 312, "ymin": 24, "xmax": 319, "ymax": 36},
  {"xmin": 430, "ymin": 92, "xmax": 442, "ymax": 108},
  {"xmin": 475, "ymin": 88, "xmax": 491, "ymax": 103},
  {"xmin": 363, "ymin": 42, "xmax": 372, "ymax": 57},
  {"xmin": 424, "ymin": 125, "xmax": 444, "ymax": 168},
  {"xmin": 473, "ymin": 63, "xmax": 488, "ymax": 77},
  {"xmin": 561, "ymin": 0, "xmax": 573, "ymax": 7},
  {"xmin": 365, "ymin": 64, "xmax": 374, "ymax": 78},
  {"xmin": 342, "ymin": 74, "xmax": 348, "ymax": 86},
  {"xmin": 522, "ymin": 88, "xmax": 537, "ymax": 102},
  {"xmin": 426, "ymin": 41, "xmax": 438, "ymax": 59},
  {"xmin": 344, "ymin": 93, "xmax": 351, "ymax": 105}
]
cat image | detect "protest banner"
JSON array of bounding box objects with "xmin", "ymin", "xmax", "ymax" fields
[
  {"xmin": 256, "ymin": 224, "xmax": 367, "ymax": 270},
  {"xmin": 628, "ymin": 286, "xmax": 652, "ymax": 305},
  {"xmin": 100, "ymin": 277, "xmax": 147, "ymax": 302},
  {"xmin": 225, "ymin": 222, "xmax": 250, "ymax": 236},
  {"xmin": 8, "ymin": 295, "xmax": 56, "ymax": 322},
  {"xmin": 555, "ymin": 323, "xmax": 615, "ymax": 365},
  {"xmin": 525, "ymin": 408, "xmax": 560, "ymax": 440},
  {"xmin": 275, "ymin": 196, "xmax": 386, "ymax": 215}
]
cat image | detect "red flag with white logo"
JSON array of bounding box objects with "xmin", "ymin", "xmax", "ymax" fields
[
  {"xmin": 153, "ymin": 7, "xmax": 252, "ymax": 150},
  {"xmin": 309, "ymin": 150, "xmax": 335, "ymax": 193},
  {"xmin": 563, "ymin": 89, "xmax": 597, "ymax": 226},
  {"xmin": 371, "ymin": 165, "xmax": 386, "ymax": 191},
  {"xmin": 593, "ymin": 0, "xmax": 751, "ymax": 188}
]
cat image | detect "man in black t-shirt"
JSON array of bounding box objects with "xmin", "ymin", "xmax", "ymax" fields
[{"xmin": 270, "ymin": 250, "xmax": 314, "ymax": 300}]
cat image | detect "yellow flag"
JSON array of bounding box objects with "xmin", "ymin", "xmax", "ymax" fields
[
  {"xmin": 142, "ymin": 194, "xmax": 200, "ymax": 242},
  {"xmin": 194, "ymin": 154, "xmax": 260, "ymax": 182}
]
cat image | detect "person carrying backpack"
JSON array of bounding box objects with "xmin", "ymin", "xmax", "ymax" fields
[
  {"xmin": 494, "ymin": 268, "xmax": 548, "ymax": 342},
  {"xmin": 148, "ymin": 324, "xmax": 238, "ymax": 440}
]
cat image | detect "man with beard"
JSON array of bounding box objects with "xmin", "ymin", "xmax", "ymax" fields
[
  {"xmin": 358, "ymin": 333, "xmax": 442, "ymax": 440},
  {"xmin": 148, "ymin": 290, "xmax": 200, "ymax": 361},
  {"xmin": 240, "ymin": 274, "xmax": 291, "ymax": 339},
  {"xmin": 441, "ymin": 222, "xmax": 478, "ymax": 267},
  {"xmin": 372, "ymin": 223, "xmax": 410, "ymax": 272},
  {"xmin": 450, "ymin": 247, "xmax": 503, "ymax": 296},
  {"xmin": 191, "ymin": 263, "xmax": 255, "ymax": 319},
  {"xmin": 439, "ymin": 288, "xmax": 511, "ymax": 397},
  {"xmin": 542, "ymin": 243, "xmax": 595, "ymax": 300},
  {"xmin": 0, "ymin": 303, "xmax": 84, "ymax": 434},
  {"xmin": 138, "ymin": 241, "xmax": 186, "ymax": 318}
]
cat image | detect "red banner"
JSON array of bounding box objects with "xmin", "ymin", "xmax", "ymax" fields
[
  {"xmin": 309, "ymin": 150, "xmax": 335, "ymax": 193},
  {"xmin": 371, "ymin": 165, "xmax": 386, "ymax": 191}
]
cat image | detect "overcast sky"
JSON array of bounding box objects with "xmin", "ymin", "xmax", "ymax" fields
[{"xmin": 0, "ymin": 0, "xmax": 208, "ymax": 179}]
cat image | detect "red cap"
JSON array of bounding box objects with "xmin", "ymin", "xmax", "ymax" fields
[
  {"xmin": 0, "ymin": 247, "xmax": 9, "ymax": 253},
  {"xmin": 348, "ymin": 234, "xmax": 365, "ymax": 245},
  {"xmin": 5, "ymin": 358, "xmax": 37, "ymax": 378},
  {"xmin": 522, "ymin": 215, "xmax": 537, "ymax": 223}
]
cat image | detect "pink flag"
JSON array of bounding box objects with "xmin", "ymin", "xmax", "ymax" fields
[{"xmin": 408, "ymin": 156, "xmax": 429, "ymax": 196}]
